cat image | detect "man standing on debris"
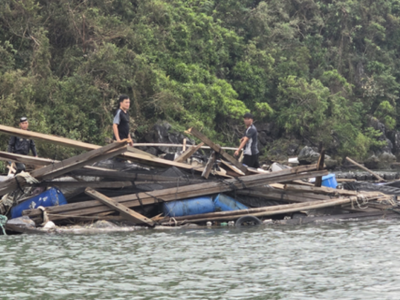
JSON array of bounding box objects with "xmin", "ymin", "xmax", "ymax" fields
[
  {"xmin": 113, "ymin": 94, "xmax": 134, "ymax": 146},
  {"xmin": 7, "ymin": 117, "xmax": 38, "ymax": 173},
  {"xmin": 234, "ymin": 112, "xmax": 260, "ymax": 168}
]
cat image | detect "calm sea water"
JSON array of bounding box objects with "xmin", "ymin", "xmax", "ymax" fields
[{"xmin": 1, "ymin": 220, "xmax": 400, "ymax": 300}]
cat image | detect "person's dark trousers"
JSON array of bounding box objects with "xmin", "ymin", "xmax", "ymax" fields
[
  {"xmin": 242, "ymin": 154, "xmax": 260, "ymax": 168},
  {"xmin": 15, "ymin": 162, "xmax": 26, "ymax": 174}
]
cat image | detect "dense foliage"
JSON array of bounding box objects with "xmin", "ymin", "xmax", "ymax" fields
[{"xmin": 1, "ymin": 0, "xmax": 400, "ymax": 161}]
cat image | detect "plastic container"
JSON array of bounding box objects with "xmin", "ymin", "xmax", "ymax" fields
[
  {"xmin": 163, "ymin": 196, "xmax": 215, "ymax": 217},
  {"xmin": 11, "ymin": 188, "xmax": 68, "ymax": 219},
  {"xmin": 214, "ymin": 194, "xmax": 248, "ymax": 212},
  {"xmin": 321, "ymin": 173, "xmax": 338, "ymax": 188}
]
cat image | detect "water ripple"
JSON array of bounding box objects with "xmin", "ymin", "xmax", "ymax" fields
[{"xmin": 1, "ymin": 221, "xmax": 400, "ymax": 299}]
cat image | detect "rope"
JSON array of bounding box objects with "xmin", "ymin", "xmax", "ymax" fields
[
  {"xmin": 14, "ymin": 177, "xmax": 24, "ymax": 193},
  {"xmin": 387, "ymin": 208, "xmax": 400, "ymax": 215},
  {"xmin": 136, "ymin": 193, "xmax": 144, "ymax": 209},
  {"xmin": 351, "ymin": 195, "xmax": 369, "ymax": 210},
  {"xmin": 0, "ymin": 215, "xmax": 7, "ymax": 236},
  {"xmin": 143, "ymin": 192, "xmax": 164, "ymax": 204},
  {"xmin": 235, "ymin": 177, "xmax": 247, "ymax": 189}
]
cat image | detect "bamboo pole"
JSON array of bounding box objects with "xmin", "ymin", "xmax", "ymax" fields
[{"xmin": 346, "ymin": 157, "xmax": 385, "ymax": 182}]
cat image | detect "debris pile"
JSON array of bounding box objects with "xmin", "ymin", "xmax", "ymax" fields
[{"xmin": 0, "ymin": 124, "xmax": 399, "ymax": 234}]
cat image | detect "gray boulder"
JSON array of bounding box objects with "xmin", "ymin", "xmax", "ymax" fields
[
  {"xmin": 364, "ymin": 152, "xmax": 396, "ymax": 170},
  {"xmin": 298, "ymin": 146, "xmax": 338, "ymax": 169},
  {"xmin": 298, "ymin": 146, "xmax": 320, "ymax": 164}
]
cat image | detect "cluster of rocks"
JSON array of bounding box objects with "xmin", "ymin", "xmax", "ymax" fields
[
  {"xmin": 335, "ymin": 171, "xmax": 399, "ymax": 181},
  {"xmin": 135, "ymin": 121, "xmax": 195, "ymax": 157},
  {"xmin": 363, "ymin": 117, "xmax": 397, "ymax": 169}
]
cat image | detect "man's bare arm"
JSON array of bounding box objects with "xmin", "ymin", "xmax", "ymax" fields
[
  {"xmin": 113, "ymin": 124, "xmax": 120, "ymax": 141},
  {"xmin": 234, "ymin": 136, "xmax": 249, "ymax": 157}
]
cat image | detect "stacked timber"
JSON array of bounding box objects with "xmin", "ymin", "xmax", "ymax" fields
[{"xmin": 0, "ymin": 123, "xmax": 397, "ymax": 234}]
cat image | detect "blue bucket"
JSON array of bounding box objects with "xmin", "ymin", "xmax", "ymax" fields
[
  {"xmin": 214, "ymin": 194, "xmax": 248, "ymax": 212},
  {"xmin": 163, "ymin": 196, "xmax": 215, "ymax": 217},
  {"xmin": 11, "ymin": 188, "xmax": 68, "ymax": 219},
  {"xmin": 321, "ymin": 173, "xmax": 337, "ymax": 188}
]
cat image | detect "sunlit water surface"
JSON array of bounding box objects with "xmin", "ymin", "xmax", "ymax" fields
[{"xmin": 1, "ymin": 220, "xmax": 400, "ymax": 300}]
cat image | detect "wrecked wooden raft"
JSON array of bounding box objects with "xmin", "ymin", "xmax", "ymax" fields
[
  {"xmin": 1, "ymin": 124, "xmax": 400, "ymax": 234},
  {"xmin": 22, "ymin": 164, "xmax": 327, "ymax": 224}
]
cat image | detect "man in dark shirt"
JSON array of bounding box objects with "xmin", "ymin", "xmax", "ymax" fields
[
  {"xmin": 7, "ymin": 117, "xmax": 38, "ymax": 173},
  {"xmin": 234, "ymin": 112, "xmax": 260, "ymax": 168},
  {"xmin": 113, "ymin": 94, "xmax": 134, "ymax": 146}
]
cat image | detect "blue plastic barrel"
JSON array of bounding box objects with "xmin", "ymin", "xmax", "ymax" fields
[
  {"xmin": 163, "ymin": 196, "xmax": 215, "ymax": 217},
  {"xmin": 214, "ymin": 194, "xmax": 248, "ymax": 211},
  {"xmin": 11, "ymin": 188, "xmax": 68, "ymax": 219},
  {"xmin": 321, "ymin": 173, "xmax": 338, "ymax": 188}
]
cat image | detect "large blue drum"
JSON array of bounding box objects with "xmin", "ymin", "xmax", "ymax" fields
[
  {"xmin": 11, "ymin": 188, "xmax": 68, "ymax": 219},
  {"xmin": 163, "ymin": 196, "xmax": 215, "ymax": 217}
]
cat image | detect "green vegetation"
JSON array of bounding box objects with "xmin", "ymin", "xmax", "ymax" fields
[{"xmin": 1, "ymin": 0, "xmax": 400, "ymax": 161}]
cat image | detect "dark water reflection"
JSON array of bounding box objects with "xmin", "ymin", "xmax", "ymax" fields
[{"xmin": 1, "ymin": 220, "xmax": 400, "ymax": 299}]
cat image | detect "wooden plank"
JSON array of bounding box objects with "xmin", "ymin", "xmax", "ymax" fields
[
  {"xmin": 0, "ymin": 151, "xmax": 56, "ymax": 166},
  {"xmin": 7, "ymin": 162, "xmax": 16, "ymax": 175},
  {"xmin": 283, "ymin": 184, "xmax": 358, "ymax": 196},
  {"xmin": 186, "ymin": 127, "xmax": 249, "ymax": 175},
  {"xmin": 174, "ymin": 143, "xmax": 204, "ymax": 162},
  {"xmin": 346, "ymin": 157, "xmax": 385, "ymax": 182},
  {"xmin": 0, "ymin": 141, "xmax": 128, "ymax": 195},
  {"xmin": 38, "ymin": 147, "xmax": 128, "ymax": 181},
  {"xmin": 220, "ymin": 160, "xmax": 246, "ymax": 176},
  {"xmin": 37, "ymin": 181, "xmax": 133, "ymax": 189},
  {"xmin": 182, "ymin": 138, "xmax": 187, "ymax": 151},
  {"xmin": 0, "ymin": 124, "xmax": 228, "ymax": 176},
  {"xmin": 336, "ymin": 178, "xmax": 357, "ymax": 183},
  {"xmin": 290, "ymin": 180, "xmax": 314, "ymax": 186},
  {"xmin": 0, "ymin": 152, "xmax": 195, "ymax": 183},
  {"xmin": 202, "ymin": 151, "xmax": 217, "ymax": 179},
  {"xmin": 315, "ymin": 149, "xmax": 325, "ymax": 187},
  {"xmin": 23, "ymin": 166, "xmax": 327, "ymax": 223},
  {"xmin": 127, "ymin": 146, "xmax": 158, "ymax": 158},
  {"xmin": 84, "ymin": 188, "xmax": 154, "ymax": 226},
  {"xmin": 69, "ymin": 168, "xmax": 197, "ymax": 182},
  {"xmin": 123, "ymin": 143, "xmax": 237, "ymax": 150},
  {"xmin": 236, "ymin": 189, "xmax": 332, "ymax": 203}
]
